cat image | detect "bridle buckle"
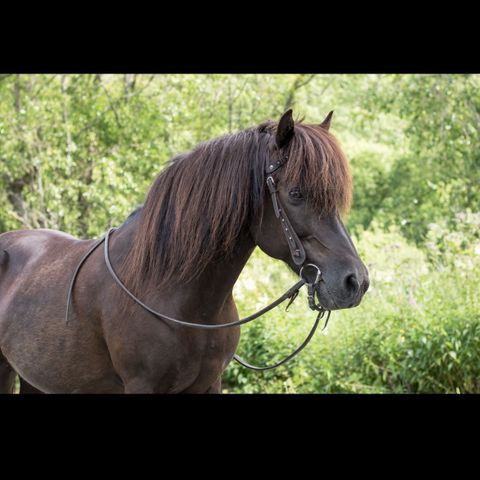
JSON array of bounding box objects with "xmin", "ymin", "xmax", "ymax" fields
[{"xmin": 299, "ymin": 263, "xmax": 325, "ymax": 313}]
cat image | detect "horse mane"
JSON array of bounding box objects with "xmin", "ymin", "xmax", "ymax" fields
[{"xmin": 121, "ymin": 119, "xmax": 352, "ymax": 294}]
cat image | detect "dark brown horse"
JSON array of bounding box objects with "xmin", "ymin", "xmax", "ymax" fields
[{"xmin": 0, "ymin": 110, "xmax": 368, "ymax": 393}]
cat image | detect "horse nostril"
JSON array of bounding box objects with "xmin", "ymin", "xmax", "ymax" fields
[{"xmin": 345, "ymin": 273, "xmax": 360, "ymax": 295}]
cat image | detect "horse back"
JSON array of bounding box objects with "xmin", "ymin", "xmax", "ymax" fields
[
  {"xmin": 0, "ymin": 228, "xmax": 82, "ymax": 269},
  {"xmin": 0, "ymin": 229, "xmax": 98, "ymax": 308}
]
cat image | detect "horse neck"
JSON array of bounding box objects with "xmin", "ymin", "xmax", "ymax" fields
[{"xmin": 113, "ymin": 213, "xmax": 256, "ymax": 322}]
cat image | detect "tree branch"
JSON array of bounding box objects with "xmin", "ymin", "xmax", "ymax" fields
[
  {"xmin": 283, "ymin": 74, "xmax": 317, "ymax": 111},
  {"xmin": 99, "ymin": 75, "xmax": 123, "ymax": 129},
  {"xmin": 72, "ymin": 75, "xmax": 155, "ymax": 141}
]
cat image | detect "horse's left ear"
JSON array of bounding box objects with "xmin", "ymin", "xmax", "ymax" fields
[
  {"xmin": 319, "ymin": 110, "xmax": 334, "ymax": 131},
  {"xmin": 276, "ymin": 109, "xmax": 295, "ymax": 148}
]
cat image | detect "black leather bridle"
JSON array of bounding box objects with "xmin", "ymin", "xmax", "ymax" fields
[{"xmin": 65, "ymin": 152, "xmax": 330, "ymax": 371}]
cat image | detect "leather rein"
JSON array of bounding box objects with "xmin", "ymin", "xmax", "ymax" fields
[{"xmin": 65, "ymin": 152, "xmax": 331, "ymax": 371}]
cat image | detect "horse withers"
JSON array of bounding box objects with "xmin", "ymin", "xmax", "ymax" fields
[{"xmin": 0, "ymin": 109, "xmax": 369, "ymax": 393}]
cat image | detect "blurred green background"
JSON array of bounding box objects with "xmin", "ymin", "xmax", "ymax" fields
[{"xmin": 1, "ymin": 74, "xmax": 479, "ymax": 393}]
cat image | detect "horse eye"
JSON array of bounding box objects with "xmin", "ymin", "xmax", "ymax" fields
[{"xmin": 288, "ymin": 189, "xmax": 304, "ymax": 200}]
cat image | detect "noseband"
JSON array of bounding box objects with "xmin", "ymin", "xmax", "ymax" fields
[{"xmin": 65, "ymin": 150, "xmax": 330, "ymax": 371}]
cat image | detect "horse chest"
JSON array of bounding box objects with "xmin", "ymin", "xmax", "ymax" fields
[{"xmin": 168, "ymin": 328, "xmax": 240, "ymax": 393}]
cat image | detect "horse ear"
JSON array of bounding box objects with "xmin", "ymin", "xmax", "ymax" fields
[
  {"xmin": 276, "ymin": 109, "xmax": 295, "ymax": 148},
  {"xmin": 319, "ymin": 110, "xmax": 334, "ymax": 131}
]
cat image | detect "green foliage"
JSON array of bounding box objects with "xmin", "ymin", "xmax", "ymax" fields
[
  {"xmin": 1, "ymin": 74, "xmax": 479, "ymax": 393},
  {"xmin": 361, "ymin": 74, "xmax": 480, "ymax": 242}
]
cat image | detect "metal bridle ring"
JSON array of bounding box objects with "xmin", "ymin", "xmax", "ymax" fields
[{"xmin": 299, "ymin": 263, "xmax": 322, "ymax": 286}]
